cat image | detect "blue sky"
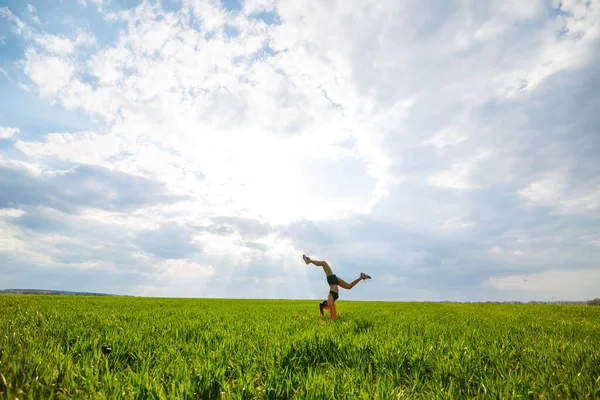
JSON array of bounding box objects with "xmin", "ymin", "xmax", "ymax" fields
[{"xmin": 1, "ymin": 0, "xmax": 599, "ymax": 301}]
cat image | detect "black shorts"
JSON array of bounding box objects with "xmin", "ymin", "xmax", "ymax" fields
[
  {"xmin": 326, "ymin": 274, "xmax": 339, "ymax": 285},
  {"xmin": 329, "ymin": 290, "xmax": 339, "ymax": 300}
]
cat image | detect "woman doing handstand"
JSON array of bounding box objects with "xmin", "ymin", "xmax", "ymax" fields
[{"xmin": 302, "ymin": 254, "xmax": 371, "ymax": 320}]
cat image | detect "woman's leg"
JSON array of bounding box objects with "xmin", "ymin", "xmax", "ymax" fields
[
  {"xmin": 337, "ymin": 275, "xmax": 364, "ymax": 290},
  {"xmin": 303, "ymin": 255, "xmax": 334, "ymax": 276}
]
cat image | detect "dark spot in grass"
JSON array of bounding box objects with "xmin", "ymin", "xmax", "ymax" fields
[{"xmin": 353, "ymin": 319, "xmax": 373, "ymax": 334}]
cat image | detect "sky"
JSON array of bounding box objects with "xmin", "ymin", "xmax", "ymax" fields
[{"xmin": 0, "ymin": 0, "xmax": 599, "ymax": 302}]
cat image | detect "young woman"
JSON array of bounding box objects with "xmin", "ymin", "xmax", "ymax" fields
[{"xmin": 303, "ymin": 254, "xmax": 371, "ymax": 320}]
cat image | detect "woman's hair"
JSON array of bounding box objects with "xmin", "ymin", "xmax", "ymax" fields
[{"xmin": 319, "ymin": 300, "xmax": 328, "ymax": 316}]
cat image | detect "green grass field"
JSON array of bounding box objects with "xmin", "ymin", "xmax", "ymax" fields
[{"xmin": 1, "ymin": 295, "xmax": 599, "ymax": 399}]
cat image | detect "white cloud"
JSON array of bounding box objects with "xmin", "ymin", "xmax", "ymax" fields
[
  {"xmin": 16, "ymin": 131, "xmax": 123, "ymax": 165},
  {"xmin": 0, "ymin": 208, "xmax": 26, "ymax": 219},
  {"xmin": 243, "ymin": 0, "xmax": 277, "ymax": 15},
  {"xmin": 0, "ymin": 158, "xmax": 41, "ymax": 176},
  {"xmin": 15, "ymin": 1, "xmax": 395, "ymax": 226},
  {"xmin": 490, "ymin": 245, "xmax": 502, "ymax": 254},
  {"xmin": 156, "ymin": 258, "xmax": 216, "ymax": 279},
  {"xmin": 131, "ymin": 258, "xmax": 216, "ymax": 297},
  {"xmin": 484, "ymin": 268, "xmax": 600, "ymax": 300},
  {"xmin": 26, "ymin": 4, "xmax": 41, "ymax": 25},
  {"xmin": 519, "ymin": 174, "xmax": 565, "ymax": 205},
  {"xmin": 74, "ymin": 30, "xmax": 96, "ymax": 47},
  {"xmin": 560, "ymin": 191, "xmax": 600, "ymax": 213},
  {"xmin": 192, "ymin": 231, "xmax": 260, "ymax": 264},
  {"xmin": 519, "ymin": 173, "xmax": 600, "ymax": 214},
  {"xmin": 15, "ymin": 0, "xmax": 597, "ymax": 225},
  {"xmin": 0, "ymin": 127, "xmax": 19, "ymax": 139},
  {"xmin": 78, "ymin": 207, "xmax": 161, "ymax": 231},
  {"xmin": 35, "ymin": 34, "xmax": 75, "ymax": 54},
  {"xmin": 2, "ymin": 6, "xmax": 95, "ymax": 55},
  {"xmin": 501, "ymin": 0, "xmax": 600, "ymax": 95},
  {"xmin": 425, "ymin": 127, "xmax": 469, "ymax": 148},
  {"xmin": 379, "ymin": 273, "xmax": 405, "ymax": 285},
  {"xmin": 22, "ymin": 49, "xmax": 74, "ymax": 97},
  {"xmin": 0, "ymin": 219, "xmax": 28, "ymax": 254},
  {"xmin": 439, "ymin": 217, "xmax": 473, "ymax": 230},
  {"xmin": 33, "ymin": 30, "xmax": 95, "ymax": 54},
  {"xmin": 427, "ymin": 149, "xmax": 493, "ymax": 190},
  {"xmin": 0, "ymin": 6, "xmax": 32, "ymax": 37},
  {"xmin": 0, "ymin": 210, "xmax": 61, "ymax": 265},
  {"xmin": 496, "ymin": 0, "xmax": 543, "ymax": 19},
  {"xmin": 77, "ymin": 0, "xmax": 106, "ymax": 7},
  {"xmin": 17, "ymin": 82, "xmax": 32, "ymax": 91}
]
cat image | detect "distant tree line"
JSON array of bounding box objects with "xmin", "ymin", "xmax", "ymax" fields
[{"xmin": 0, "ymin": 289, "xmax": 117, "ymax": 296}]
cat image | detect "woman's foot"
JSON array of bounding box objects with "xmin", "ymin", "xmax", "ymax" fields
[
  {"xmin": 303, "ymin": 254, "xmax": 311, "ymax": 264},
  {"xmin": 361, "ymin": 272, "xmax": 371, "ymax": 280}
]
